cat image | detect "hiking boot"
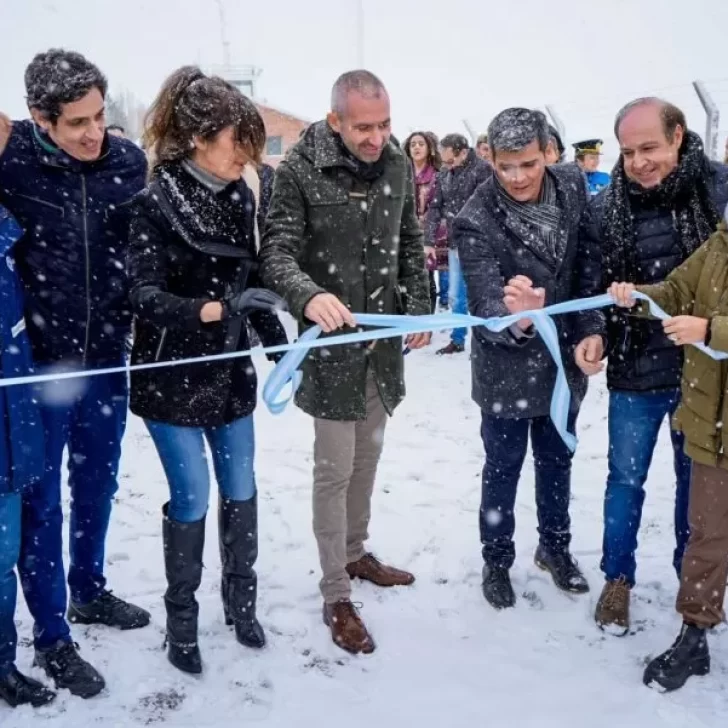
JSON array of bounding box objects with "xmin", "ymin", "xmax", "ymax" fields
[
  {"xmin": 34, "ymin": 641, "xmax": 105, "ymax": 699},
  {"xmin": 643, "ymin": 623, "xmax": 710, "ymax": 692},
  {"xmin": 482, "ymin": 564, "xmax": 516, "ymax": 610},
  {"xmin": 534, "ymin": 546, "xmax": 589, "ymax": 594},
  {"xmin": 346, "ymin": 553, "xmax": 415, "ymax": 587},
  {"xmin": 0, "ymin": 666, "xmax": 56, "ymax": 708},
  {"xmin": 322, "ymin": 600, "xmax": 375, "ymax": 655},
  {"xmin": 595, "ymin": 578, "xmax": 631, "ymax": 635},
  {"xmin": 436, "ymin": 341, "xmax": 465, "ymax": 355},
  {"xmin": 68, "ymin": 590, "xmax": 150, "ymax": 631}
]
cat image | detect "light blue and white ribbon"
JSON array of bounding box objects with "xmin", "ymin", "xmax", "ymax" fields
[{"xmin": 0, "ymin": 293, "xmax": 725, "ymax": 452}]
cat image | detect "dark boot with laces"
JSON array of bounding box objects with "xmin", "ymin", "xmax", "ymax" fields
[
  {"xmin": 68, "ymin": 589, "xmax": 150, "ymax": 630},
  {"xmin": 534, "ymin": 545, "xmax": 589, "ymax": 594},
  {"xmin": 643, "ymin": 623, "xmax": 710, "ymax": 692},
  {"xmin": 34, "ymin": 641, "xmax": 105, "ymax": 699},
  {"xmin": 0, "ymin": 665, "xmax": 56, "ymax": 707},
  {"xmin": 482, "ymin": 564, "xmax": 516, "ymax": 610},
  {"xmin": 436, "ymin": 341, "xmax": 465, "ymax": 355}
]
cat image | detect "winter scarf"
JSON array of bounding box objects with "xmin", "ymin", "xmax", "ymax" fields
[
  {"xmin": 495, "ymin": 170, "xmax": 567, "ymax": 269},
  {"xmin": 414, "ymin": 163, "xmax": 437, "ymax": 219},
  {"xmin": 334, "ymin": 132, "xmax": 387, "ymax": 182},
  {"xmin": 154, "ymin": 162, "xmax": 254, "ymax": 252},
  {"xmin": 602, "ymin": 130, "xmax": 721, "ymax": 285}
]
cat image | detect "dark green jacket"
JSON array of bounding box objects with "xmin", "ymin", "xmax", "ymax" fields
[{"xmin": 259, "ymin": 121, "xmax": 429, "ymax": 420}]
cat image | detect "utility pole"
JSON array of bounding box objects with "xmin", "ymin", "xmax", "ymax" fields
[
  {"xmin": 215, "ymin": 0, "xmax": 232, "ymax": 67},
  {"xmin": 356, "ymin": 0, "xmax": 365, "ymax": 67},
  {"xmin": 693, "ymin": 80, "xmax": 720, "ymax": 161}
]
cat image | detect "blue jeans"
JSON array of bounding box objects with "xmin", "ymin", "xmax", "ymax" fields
[
  {"xmin": 438, "ymin": 270, "xmax": 449, "ymax": 307},
  {"xmin": 19, "ymin": 370, "xmax": 128, "ymax": 648},
  {"xmin": 448, "ymin": 249, "xmax": 468, "ymax": 346},
  {"xmin": 146, "ymin": 415, "xmax": 256, "ymax": 523},
  {"xmin": 0, "ymin": 493, "xmax": 21, "ymax": 676},
  {"xmin": 601, "ymin": 389, "xmax": 691, "ymax": 586},
  {"xmin": 480, "ymin": 411, "xmax": 576, "ymax": 568}
]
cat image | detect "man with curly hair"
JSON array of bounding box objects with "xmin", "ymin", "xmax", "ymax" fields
[{"xmin": 0, "ymin": 48, "xmax": 150, "ymax": 698}]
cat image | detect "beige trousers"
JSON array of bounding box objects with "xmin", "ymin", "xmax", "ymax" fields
[{"xmin": 312, "ymin": 375, "xmax": 387, "ymax": 603}]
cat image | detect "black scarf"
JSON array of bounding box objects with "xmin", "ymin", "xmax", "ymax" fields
[
  {"xmin": 495, "ymin": 170, "xmax": 568, "ymax": 268},
  {"xmin": 334, "ymin": 133, "xmax": 387, "ymax": 182},
  {"xmin": 602, "ymin": 130, "xmax": 720, "ymax": 285},
  {"xmin": 154, "ymin": 162, "xmax": 254, "ymax": 252}
]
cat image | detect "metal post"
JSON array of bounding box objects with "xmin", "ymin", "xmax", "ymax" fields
[
  {"xmin": 462, "ymin": 119, "xmax": 477, "ymax": 144},
  {"xmin": 356, "ymin": 0, "xmax": 365, "ymax": 67},
  {"xmin": 545, "ymin": 104, "xmax": 566, "ymax": 143},
  {"xmin": 693, "ymin": 80, "xmax": 720, "ymax": 161}
]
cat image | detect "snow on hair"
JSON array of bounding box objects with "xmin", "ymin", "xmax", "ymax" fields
[
  {"xmin": 24, "ymin": 48, "xmax": 107, "ymax": 121},
  {"xmin": 143, "ymin": 66, "xmax": 266, "ymax": 170},
  {"xmin": 487, "ymin": 108, "xmax": 550, "ymax": 155}
]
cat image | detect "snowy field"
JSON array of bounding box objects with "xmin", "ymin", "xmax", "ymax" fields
[{"xmin": 3, "ymin": 325, "xmax": 727, "ymax": 728}]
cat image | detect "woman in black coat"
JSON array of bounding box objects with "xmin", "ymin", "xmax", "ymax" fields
[{"xmin": 128, "ymin": 66, "xmax": 287, "ymax": 675}]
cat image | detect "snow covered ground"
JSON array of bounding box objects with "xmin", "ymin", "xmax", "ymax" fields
[{"xmin": 4, "ymin": 326, "xmax": 728, "ymax": 728}]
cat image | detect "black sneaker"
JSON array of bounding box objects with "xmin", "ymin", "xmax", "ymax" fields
[
  {"xmin": 482, "ymin": 564, "xmax": 516, "ymax": 609},
  {"xmin": 644, "ymin": 623, "xmax": 710, "ymax": 692},
  {"xmin": 0, "ymin": 666, "xmax": 56, "ymax": 708},
  {"xmin": 534, "ymin": 545, "xmax": 589, "ymax": 594},
  {"xmin": 68, "ymin": 590, "xmax": 151, "ymax": 630},
  {"xmin": 34, "ymin": 641, "xmax": 105, "ymax": 699}
]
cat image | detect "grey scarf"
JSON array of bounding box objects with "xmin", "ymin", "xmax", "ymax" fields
[{"xmin": 496, "ymin": 171, "xmax": 567, "ymax": 268}]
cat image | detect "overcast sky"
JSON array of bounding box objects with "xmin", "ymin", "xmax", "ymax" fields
[{"xmin": 2, "ymin": 0, "xmax": 728, "ymax": 165}]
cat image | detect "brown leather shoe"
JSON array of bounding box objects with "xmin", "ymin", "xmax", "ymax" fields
[
  {"xmin": 346, "ymin": 553, "xmax": 415, "ymax": 587},
  {"xmin": 322, "ymin": 600, "xmax": 375, "ymax": 654}
]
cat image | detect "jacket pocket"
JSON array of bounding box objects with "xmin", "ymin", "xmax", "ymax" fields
[
  {"xmin": 104, "ymin": 198, "xmax": 135, "ymax": 223},
  {"xmin": 15, "ymin": 194, "xmax": 65, "ymax": 217},
  {"xmin": 154, "ymin": 327, "xmax": 168, "ymax": 362}
]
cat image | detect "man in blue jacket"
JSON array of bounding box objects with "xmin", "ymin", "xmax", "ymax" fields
[
  {"xmin": 0, "ymin": 49, "xmax": 149, "ymax": 698},
  {"xmin": 0, "ymin": 205, "xmax": 55, "ymax": 708}
]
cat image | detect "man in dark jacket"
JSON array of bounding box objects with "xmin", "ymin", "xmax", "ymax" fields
[
  {"xmin": 582, "ymin": 97, "xmax": 728, "ymax": 634},
  {"xmin": 425, "ymin": 133, "xmax": 491, "ymax": 354},
  {"xmin": 454, "ymin": 108, "xmax": 603, "ymax": 610},
  {"xmin": 0, "ymin": 205, "xmax": 55, "ymax": 709},
  {"xmin": 0, "ymin": 49, "xmax": 150, "ymax": 697},
  {"xmin": 260, "ymin": 70, "xmax": 430, "ymax": 655}
]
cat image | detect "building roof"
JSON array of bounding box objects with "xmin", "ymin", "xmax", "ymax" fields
[{"xmin": 254, "ymin": 101, "xmax": 312, "ymax": 126}]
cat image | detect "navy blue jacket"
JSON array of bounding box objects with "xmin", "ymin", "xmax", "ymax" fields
[
  {"xmin": 582, "ymin": 161, "xmax": 728, "ymax": 392},
  {"xmin": 0, "ymin": 120, "xmax": 147, "ymax": 366},
  {"xmin": 0, "ymin": 205, "xmax": 44, "ymax": 495}
]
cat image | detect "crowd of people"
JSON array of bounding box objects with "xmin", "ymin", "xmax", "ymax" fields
[{"xmin": 1, "ymin": 47, "xmax": 728, "ymax": 709}]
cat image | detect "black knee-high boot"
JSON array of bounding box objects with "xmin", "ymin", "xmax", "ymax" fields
[
  {"xmin": 163, "ymin": 503, "xmax": 205, "ymax": 673},
  {"xmin": 219, "ymin": 496, "xmax": 265, "ymax": 648}
]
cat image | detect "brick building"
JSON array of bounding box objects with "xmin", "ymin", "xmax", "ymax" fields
[
  {"xmin": 255, "ymin": 103, "xmax": 310, "ymax": 168},
  {"xmin": 208, "ymin": 65, "xmax": 310, "ymax": 168}
]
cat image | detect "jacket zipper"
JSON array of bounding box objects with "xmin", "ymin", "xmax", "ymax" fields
[
  {"xmin": 154, "ymin": 328, "xmax": 168, "ymax": 362},
  {"xmin": 81, "ymin": 174, "xmax": 92, "ymax": 365}
]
